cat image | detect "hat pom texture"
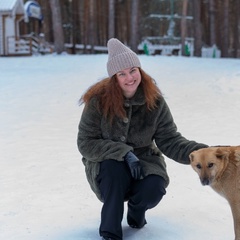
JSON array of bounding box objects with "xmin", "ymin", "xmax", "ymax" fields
[{"xmin": 107, "ymin": 38, "xmax": 141, "ymax": 77}]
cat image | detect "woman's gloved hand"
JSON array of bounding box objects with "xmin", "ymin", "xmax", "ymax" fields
[{"xmin": 124, "ymin": 151, "xmax": 142, "ymax": 180}]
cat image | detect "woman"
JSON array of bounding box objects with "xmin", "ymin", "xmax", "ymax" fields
[{"xmin": 77, "ymin": 38, "xmax": 208, "ymax": 240}]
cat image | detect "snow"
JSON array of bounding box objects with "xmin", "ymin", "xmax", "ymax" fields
[{"xmin": 0, "ymin": 54, "xmax": 240, "ymax": 240}]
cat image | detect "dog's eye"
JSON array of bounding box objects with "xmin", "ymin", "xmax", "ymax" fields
[
  {"xmin": 208, "ymin": 163, "xmax": 214, "ymax": 168},
  {"xmin": 196, "ymin": 164, "xmax": 202, "ymax": 169}
]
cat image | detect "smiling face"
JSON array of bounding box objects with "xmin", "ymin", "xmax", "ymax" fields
[{"xmin": 115, "ymin": 67, "xmax": 141, "ymax": 98}]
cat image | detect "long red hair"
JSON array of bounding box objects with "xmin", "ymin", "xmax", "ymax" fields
[{"xmin": 79, "ymin": 68, "xmax": 162, "ymax": 122}]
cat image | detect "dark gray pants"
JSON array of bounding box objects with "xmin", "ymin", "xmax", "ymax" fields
[{"xmin": 97, "ymin": 159, "xmax": 166, "ymax": 240}]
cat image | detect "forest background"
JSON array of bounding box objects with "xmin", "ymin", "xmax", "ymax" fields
[{"xmin": 21, "ymin": 0, "xmax": 240, "ymax": 58}]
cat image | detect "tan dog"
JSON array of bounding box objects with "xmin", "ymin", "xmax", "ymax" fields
[{"xmin": 189, "ymin": 146, "xmax": 240, "ymax": 240}]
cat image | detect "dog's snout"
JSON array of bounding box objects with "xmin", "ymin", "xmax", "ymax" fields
[{"xmin": 201, "ymin": 178, "xmax": 210, "ymax": 186}]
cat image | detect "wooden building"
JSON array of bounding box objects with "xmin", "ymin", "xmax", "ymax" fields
[{"xmin": 0, "ymin": 0, "xmax": 32, "ymax": 56}]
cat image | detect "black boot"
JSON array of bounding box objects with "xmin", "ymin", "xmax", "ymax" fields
[{"xmin": 127, "ymin": 209, "xmax": 147, "ymax": 229}]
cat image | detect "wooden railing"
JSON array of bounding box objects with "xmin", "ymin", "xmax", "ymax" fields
[
  {"xmin": 6, "ymin": 36, "xmax": 32, "ymax": 56},
  {"xmin": 6, "ymin": 35, "xmax": 53, "ymax": 56}
]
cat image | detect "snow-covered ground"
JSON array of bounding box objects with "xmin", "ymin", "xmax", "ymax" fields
[{"xmin": 0, "ymin": 54, "xmax": 240, "ymax": 240}]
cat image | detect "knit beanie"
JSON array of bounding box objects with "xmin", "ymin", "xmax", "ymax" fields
[{"xmin": 107, "ymin": 38, "xmax": 141, "ymax": 77}]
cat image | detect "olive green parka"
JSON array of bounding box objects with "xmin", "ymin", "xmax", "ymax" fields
[{"xmin": 77, "ymin": 86, "xmax": 208, "ymax": 201}]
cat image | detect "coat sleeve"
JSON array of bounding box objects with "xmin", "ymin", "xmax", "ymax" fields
[
  {"xmin": 154, "ymin": 98, "xmax": 208, "ymax": 164},
  {"xmin": 77, "ymin": 98, "xmax": 132, "ymax": 162}
]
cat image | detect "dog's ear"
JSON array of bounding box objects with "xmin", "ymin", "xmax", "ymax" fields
[
  {"xmin": 215, "ymin": 148, "xmax": 230, "ymax": 160},
  {"xmin": 234, "ymin": 149, "xmax": 240, "ymax": 162},
  {"xmin": 189, "ymin": 152, "xmax": 195, "ymax": 162}
]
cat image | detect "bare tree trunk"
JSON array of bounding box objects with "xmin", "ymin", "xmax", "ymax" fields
[
  {"xmin": 209, "ymin": 0, "xmax": 216, "ymax": 46},
  {"xmin": 116, "ymin": 1, "xmax": 129, "ymax": 43},
  {"xmin": 130, "ymin": 0, "xmax": 139, "ymax": 52},
  {"xmin": 222, "ymin": 0, "xmax": 229, "ymax": 57},
  {"xmin": 181, "ymin": 0, "xmax": 188, "ymax": 56},
  {"xmin": 70, "ymin": 0, "xmax": 77, "ymax": 54},
  {"xmin": 83, "ymin": 0, "xmax": 89, "ymax": 53},
  {"xmin": 232, "ymin": 0, "xmax": 239, "ymax": 58},
  {"xmin": 49, "ymin": 0, "xmax": 65, "ymax": 54},
  {"xmin": 97, "ymin": 1, "xmax": 107, "ymax": 46},
  {"xmin": 89, "ymin": 0, "xmax": 96, "ymax": 53},
  {"xmin": 193, "ymin": 0, "xmax": 202, "ymax": 56},
  {"xmin": 78, "ymin": 0, "xmax": 84, "ymax": 44},
  {"xmin": 40, "ymin": 1, "xmax": 52, "ymax": 43},
  {"xmin": 108, "ymin": 0, "xmax": 115, "ymax": 39}
]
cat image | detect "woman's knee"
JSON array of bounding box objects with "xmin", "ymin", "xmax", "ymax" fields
[
  {"xmin": 97, "ymin": 160, "xmax": 131, "ymax": 195},
  {"xmin": 146, "ymin": 175, "xmax": 166, "ymax": 206},
  {"xmin": 98, "ymin": 160, "xmax": 130, "ymax": 181},
  {"xmin": 131, "ymin": 175, "xmax": 166, "ymax": 209}
]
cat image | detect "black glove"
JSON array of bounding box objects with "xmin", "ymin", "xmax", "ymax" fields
[{"xmin": 124, "ymin": 151, "xmax": 142, "ymax": 180}]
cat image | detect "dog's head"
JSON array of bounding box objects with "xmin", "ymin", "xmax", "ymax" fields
[{"xmin": 189, "ymin": 147, "xmax": 231, "ymax": 186}]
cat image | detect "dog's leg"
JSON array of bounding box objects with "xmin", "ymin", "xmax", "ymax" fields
[{"xmin": 229, "ymin": 201, "xmax": 240, "ymax": 240}]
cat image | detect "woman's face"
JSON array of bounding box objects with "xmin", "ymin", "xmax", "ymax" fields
[{"xmin": 115, "ymin": 67, "xmax": 141, "ymax": 98}]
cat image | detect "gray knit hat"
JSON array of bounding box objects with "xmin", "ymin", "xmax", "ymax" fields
[{"xmin": 107, "ymin": 38, "xmax": 141, "ymax": 77}]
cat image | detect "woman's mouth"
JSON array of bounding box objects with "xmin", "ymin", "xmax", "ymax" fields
[{"xmin": 125, "ymin": 80, "xmax": 135, "ymax": 86}]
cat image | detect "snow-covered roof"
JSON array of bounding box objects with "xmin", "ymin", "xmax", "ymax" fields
[
  {"xmin": 0, "ymin": 0, "xmax": 16, "ymax": 11},
  {"xmin": 0, "ymin": 0, "xmax": 24, "ymax": 14}
]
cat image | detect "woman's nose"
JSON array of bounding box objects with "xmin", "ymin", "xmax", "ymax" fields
[{"xmin": 126, "ymin": 72, "xmax": 133, "ymax": 80}]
